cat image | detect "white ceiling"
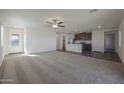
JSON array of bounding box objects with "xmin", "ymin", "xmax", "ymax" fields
[{"xmin": 0, "ymin": 9, "xmax": 124, "ymax": 32}]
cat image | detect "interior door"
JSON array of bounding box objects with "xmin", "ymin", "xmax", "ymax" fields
[{"xmin": 8, "ymin": 32, "xmax": 23, "ymax": 54}]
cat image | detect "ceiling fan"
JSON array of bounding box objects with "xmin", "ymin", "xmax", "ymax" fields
[{"xmin": 46, "ymin": 19, "xmax": 65, "ymax": 29}]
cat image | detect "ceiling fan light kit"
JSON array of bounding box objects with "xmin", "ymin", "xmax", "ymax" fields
[
  {"xmin": 46, "ymin": 16, "xmax": 65, "ymax": 29},
  {"xmin": 52, "ymin": 24, "xmax": 58, "ymax": 29}
]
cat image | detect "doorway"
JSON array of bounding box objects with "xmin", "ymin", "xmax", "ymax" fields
[
  {"xmin": 104, "ymin": 31, "xmax": 116, "ymax": 53},
  {"xmin": 5, "ymin": 27, "xmax": 24, "ymax": 54},
  {"xmin": 62, "ymin": 36, "xmax": 66, "ymax": 52},
  {"xmin": 56, "ymin": 33, "xmax": 66, "ymax": 51}
]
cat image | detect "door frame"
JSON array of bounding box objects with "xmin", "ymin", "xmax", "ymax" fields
[
  {"xmin": 104, "ymin": 31, "xmax": 117, "ymax": 52},
  {"xmin": 4, "ymin": 26, "xmax": 26, "ymax": 55}
]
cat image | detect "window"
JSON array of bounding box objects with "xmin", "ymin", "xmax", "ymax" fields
[{"xmin": 11, "ymin": 34, "xmax": 20, "ymax": 46}]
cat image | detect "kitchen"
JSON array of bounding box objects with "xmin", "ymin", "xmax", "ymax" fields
[{"xmin": 66, "ymin": 32, "xmax": 92, "ymax": 53}]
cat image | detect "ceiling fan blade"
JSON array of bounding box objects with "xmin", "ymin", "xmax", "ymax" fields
[
  {"xmin": 58, "ymin": 25, "xmax": 65, "ymax": 27},
  {"xmin": 58, "ymin": 22, "xmax": 63, "ymax": 24},
  {"xmin": 46, "ymin": 21, "xmax": 53, "ymax": 24}
]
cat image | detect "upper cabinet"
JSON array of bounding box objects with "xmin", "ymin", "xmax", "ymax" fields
[{"xmin": 74, "ymin": 32, "xmax": 92, "ymax": 40}]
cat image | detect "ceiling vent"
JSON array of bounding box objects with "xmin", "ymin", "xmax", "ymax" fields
[{"xmin": 90, "ymin": 9, "xmax": 98, "ymax": 13}]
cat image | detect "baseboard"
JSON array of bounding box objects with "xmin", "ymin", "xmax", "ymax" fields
[
  {"xmin": 119, "ymin": 57, "xmax": 124, "ymax": 64},
  {"xmin": 27, "ymin": 50, "xmax": 57, "ymax": 54},
  {"xmin": 116, "ymin": 52, "xmax": 123, "ymax": 63}
]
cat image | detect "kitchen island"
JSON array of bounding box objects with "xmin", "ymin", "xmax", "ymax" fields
[{"xmin": 66, "ymin": 44, "xmax": 82, "ymax": 53}]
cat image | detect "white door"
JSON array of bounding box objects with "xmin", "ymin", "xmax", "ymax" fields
[
  {"xmin": 9, "ymin": 33, "xmax": 22, "ymax": 53},
  {"xmin": 5, "ymin": 28, "xmax": 24, "ymax": 54}
]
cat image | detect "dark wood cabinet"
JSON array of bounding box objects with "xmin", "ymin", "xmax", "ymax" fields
[
  {"xmin": 74, "ymin": 32, "xmax": 92, "ymax": 40},
  {"xmin": 86, "ymin": 32, "xmax": 92, "ymax": 40},
  {"xmin": 74, "ymin": 32, "xmax": 92, "ymax": 52}
]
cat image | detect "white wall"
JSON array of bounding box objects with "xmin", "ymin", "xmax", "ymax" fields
[
  {"xmin": 0, "ymin": 25, "xmax": 2, "ymax": 66},
  {"xmin": 26, "ymin": 27, "xmax": 56, "ymax": 53},
  {"xmin": 0, "ymin": 47, "xmax": 4, "ymax": 66},
  {"xmin": 92, "ymin": 29, "xmax": 118, "ymax": 53},
  {"xmin": 118, "ymin": 17, "xmax": 124, "ymax": 63},
  {"xmin": 0, "ymin": 25, "xmax": 5, "ymax": 66},
  {"xmin": 3, "ymin": 26, "xmax": 56, "ymax": 54},
  {"xmin": 92, "ymin": 31, "xmax": 105, "ymax": 52},
  {"xmin": 56, "ymin": 33, "xmax": 62, "ymax": 50}
]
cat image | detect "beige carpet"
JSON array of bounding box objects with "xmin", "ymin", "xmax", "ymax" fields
[{"xmin": 0, "ymin": 51, "xmax": 124, "ymax": 84}]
